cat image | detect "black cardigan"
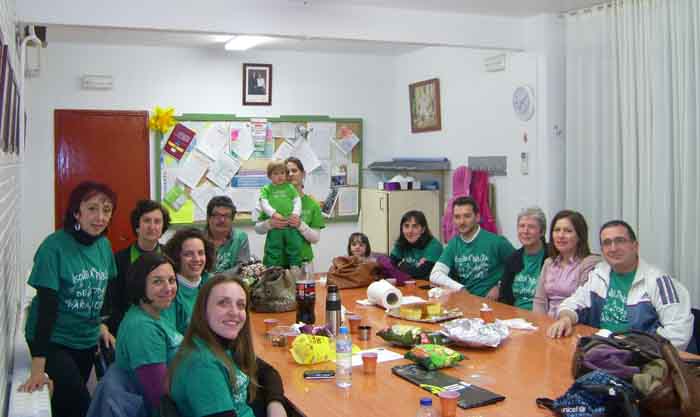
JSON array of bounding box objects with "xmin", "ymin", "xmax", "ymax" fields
[{"xmin": 498, "ymin": 241, "xmax": 547, "ymax": 306}]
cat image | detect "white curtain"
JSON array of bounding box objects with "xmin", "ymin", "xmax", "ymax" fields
[{"xmin": 565, "ymin": 0, "xmax": 700, "ymax": 305}]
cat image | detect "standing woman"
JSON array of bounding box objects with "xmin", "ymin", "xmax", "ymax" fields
[
  {"xmin": 388, "ymin": 210, "xmax": 443, "ymax": 280},
  {"xmin": 163, "ymin": 227, "xmax": 215, "ymax": 334},
  {"xmin": 499, "ymin": 207, "xmax": 547, "ymax": 309},
  {"xmin": 19, "ymin": 181, "xmax": 118, "ymax": 417},
  {"xmin": 169, "ymin": 275, "xmax": 287, "ymax": 417},
  {"xmin": 255, "ymin": 157, "xmax": 325, "ymax": 272},
  {"xmin": 114, "ymin": 252, "xmax": 181, "ymax": 415},
  {"xmin": 104, "ymin": 199, "xmax": 170, "ymax": 336},
  {"xmin": 533, "ymin": 210, "xmax": 601, "ymax": 318}
]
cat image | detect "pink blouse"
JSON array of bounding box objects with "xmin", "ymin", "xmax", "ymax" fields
[{"xmin": 532, "ymin": 254, "xmax": 601, "ymax": 318}]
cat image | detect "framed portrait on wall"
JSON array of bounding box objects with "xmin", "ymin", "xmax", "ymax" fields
[
  {"xmin": 409, "ymin": 78, "xmax": 442, "ymax": 133},
  {"xmin": 242, "ymin": 63, "xmax": 272, "ymax": 106}
]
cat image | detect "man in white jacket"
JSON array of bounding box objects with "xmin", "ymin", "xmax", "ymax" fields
[{"xmin": 547, "ymin": 220, "xmax": 694, "ymax": 350}]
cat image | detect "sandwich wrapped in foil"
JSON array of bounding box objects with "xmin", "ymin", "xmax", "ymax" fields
[{"xmin": 441, "ymin": 318, "xmax": 510, "ymax": 348}]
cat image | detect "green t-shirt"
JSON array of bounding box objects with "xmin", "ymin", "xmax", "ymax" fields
[
  {"xmin": 437, "ymin": 229, "xmax": 515, "ymax": 297},
  {"xmin": 258, "ymin": 182, "xmax": 299, "ymax": 219},
  {"xmin": 299, "ymin": 195, "xmax": 325, "ymax": 263},
  {"xmin": 390, "ymin": 237, "xmax": 444, "ymax": 269},
  {"xmin": 600, "ymin": 270, "xmax": 636, "ymax": 333},
  {"xmin": 115, "ymin": 305, "xmax": 182, "ymax": 373},
  {"xmin": 171, "ymin": 338, "xmax": 254, "ymax": 417},
  {"xmin": 512, "ymin": 248, "xmax": 546, "ymax": 310},
  {"xmin": 161, "ymin": 277, "xmax": 203, "ymax": 334},
  {"xmin": 214, "ymin": 229, "xmax": 248, "ymax": 273},
  {"xmin": 25, "ymin": 230, "xmax": 117, "ymax": 349}
]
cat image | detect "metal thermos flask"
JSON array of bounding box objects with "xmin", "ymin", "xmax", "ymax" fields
[{"xmin": 325, "ymin": 284, "xmax": 342, "ymax": 336}]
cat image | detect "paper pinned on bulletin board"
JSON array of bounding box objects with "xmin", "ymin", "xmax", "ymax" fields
[
  {"xmin": 271, "ymin": 122, "xmax": 298, "ymax": 139},
  {"xmin": 334, "ymin": 125, "xmax": 360, "ymax": 155},
  {"xmin": 207, "ymin": 150, "xmax": 241, "ymax": 189},
  {"xmin": 196, "ymin": 122, "xmax": 230, "ymax": 160},
  {"xmin": 177, "ymin": 150, "xmax": 211, "ymax": 189},
  {"xmin": 337, "ymin": 187, "xmax": 359, "ymax": 216},
  {"xmin": 308, "ymin": 122, "xmax": 335, "ymax": 160},
  {"xmin": 226, "ymin": 187, "xmax": 260, "ymax": 213},
  {"xmin": 164, "ymin": 123, "xmax": 196, "ymax": 160},
  {"xmin": 190, "ymin": 182, "xmax": 222, "ymax": 211},
  {"xmin": 230, "ymin": 122, "xmax": 254, "ymax": 160}
]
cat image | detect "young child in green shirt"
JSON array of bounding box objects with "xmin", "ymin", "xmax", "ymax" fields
[{"xmin": 258, "ymin": 160, "xmax": 303, "ymax": 268}]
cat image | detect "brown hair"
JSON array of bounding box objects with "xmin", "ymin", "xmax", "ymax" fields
[
  {"xmin": 548, "ymin": 209, "xmax": 591, "ymax": 259},
  {"xmin": 164, "ymin": 227, "xmax": 215, "ymax": 274},
  {"xmin": 63, "ymin": 181, "xmax": 117, "ymax": 234},
  {"xmin": 266, "ymin": 159, "xmax": 287, "ymax": 178},
  {"xmin": 168, "ymin": 274, "xmax": 258, "ymax": 401}
]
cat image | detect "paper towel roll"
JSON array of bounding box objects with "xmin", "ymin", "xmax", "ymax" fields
[{"xmin": 367, "ymin": 280, "xmax": 402, "ymax": 309}]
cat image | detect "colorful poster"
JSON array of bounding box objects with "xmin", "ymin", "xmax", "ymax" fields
[{"xmin": 164, "ymin": 123, "xmax": 196, "ymax": 160}]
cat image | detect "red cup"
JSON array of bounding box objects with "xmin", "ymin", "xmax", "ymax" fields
[
  {"xmin": 480, "ymin": 308, "xmax": 494, "ymax": 323},
  {"xmin": 347, "ymin": 315, "xmax": 362, "ymax": 334},
  {"xmin": 361, "ymin": 352, "xmax": 378, "ymax": 374},
  {"xmin": 264, "ymin": 318, "xmax": 279, "ymax": 334},
  {"xmin": 284, "ymin": 332, "xmax": 297, "ymax": 347},
  {"xmin": 438, "ymin": 390, "xmax": 460, "ymax": 417},
  {"xmin": 403, "ymin": 280, "xmax": 416, "ymax": 296}
]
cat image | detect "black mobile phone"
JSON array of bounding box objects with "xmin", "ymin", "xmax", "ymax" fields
[{"xmin": 303, "ymin": 370, "xmax": 335, "ymax": 380}]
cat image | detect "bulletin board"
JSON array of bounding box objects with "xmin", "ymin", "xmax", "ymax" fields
[{"xmin": 155, "ymin": 114, "xmax": 362, "ymax": 225}]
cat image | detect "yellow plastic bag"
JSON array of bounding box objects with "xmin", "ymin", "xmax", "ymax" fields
[{"xmin": 290, "ymin": 334, "xmax": 361, "ymax": 365}]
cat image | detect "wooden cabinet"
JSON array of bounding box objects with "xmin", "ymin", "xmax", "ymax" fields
[{"xmin": 360, "ymin": 189, "xmax": 440, "ymax": 254}]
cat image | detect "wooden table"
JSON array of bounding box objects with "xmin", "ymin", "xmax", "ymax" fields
[{"xmin": 251, "ymin": 285, "xmax": 597, "ymax": 417}]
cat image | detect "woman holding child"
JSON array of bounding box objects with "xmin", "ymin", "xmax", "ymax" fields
[{"xmin": 255, "ymin": 157, "xmax": 325, "ymax": 272}]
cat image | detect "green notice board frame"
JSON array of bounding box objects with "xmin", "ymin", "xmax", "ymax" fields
[{"xmin": 155, "ymin": 113, "xmax": 362, "ymax": 226}]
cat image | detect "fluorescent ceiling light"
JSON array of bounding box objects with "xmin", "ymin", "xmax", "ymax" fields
[{"xmin": 225, "ymin": 35, "xmax": 275, "ymax": 51}]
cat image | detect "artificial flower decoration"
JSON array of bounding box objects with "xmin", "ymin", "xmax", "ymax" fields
[{"xmin": 149, "ymin": 106, "xmax": 177, "ymax": 133}]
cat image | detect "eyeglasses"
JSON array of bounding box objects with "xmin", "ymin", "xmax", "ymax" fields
[
  {"xmin": 210, "ymin": 213, "xmax": 234, "ymax": 220},
  {"xmin": 601, "ymin": 237, "xmax": 631, "ymax": 247}
]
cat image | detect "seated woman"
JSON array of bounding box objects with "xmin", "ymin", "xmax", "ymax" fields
[
  {"xmin": 347, "ymin": 232, "xmax": 372, "ymax": 261},
  {"xmin": 105, "ymin": 199, "xmax": 171, "ymax": 336},
  {"xmin": 163, "ymin": 228, "xmax": 215, "ymax": 334},
  {"xmin": 533, "ymin": 210, "xmax": 601, "ymax": 318},
  {"xmin": 498, "ymin": 207, "xmax": 547, "ymax": 309},
  {"xmin": 114, "ymin": 252, "xmax": 181, "ymax": 415},
  {"xmin": 379, "ymin": 210, "xmax": 443, "ymax": 284},
  {"xmin": 169, "ymin": 275, "xmax": 287, "ymax": 417}
]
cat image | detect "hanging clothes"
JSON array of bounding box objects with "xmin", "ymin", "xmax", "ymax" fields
[
  {"xmin": 470, "ymin": 170, "xmax": 498, "ymax": 234},
  {"xmin": 442, "ymin": 166, "xmax": 472, "ymax": 243}
]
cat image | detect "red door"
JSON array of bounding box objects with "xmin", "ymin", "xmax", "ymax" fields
[{"xmin": 55, "ymin": 110, "xmax": 150, "ymax": 252}]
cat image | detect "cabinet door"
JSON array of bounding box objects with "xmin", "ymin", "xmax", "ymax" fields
[
  {"xmin": 360, "ymin": 189, "xmax": 389, "ymax": 253},
  {"xmin": 386, "ymin": 191, "xmax": 440, "ymax": 248}
]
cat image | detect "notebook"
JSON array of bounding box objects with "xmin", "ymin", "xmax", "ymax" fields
[{"xmin": 392, "ymin": 364, "xmax": 506, "ymax": 409}]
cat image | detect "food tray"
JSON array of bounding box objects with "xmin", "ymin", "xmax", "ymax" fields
[{"xmin": 386, "ymin": 307, "xmax": 463, "ymax": 323}]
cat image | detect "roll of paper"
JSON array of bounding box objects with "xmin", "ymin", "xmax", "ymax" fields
[{"xmin": 367, "ymin": 279, "xmax": 403, "ymax": 309}]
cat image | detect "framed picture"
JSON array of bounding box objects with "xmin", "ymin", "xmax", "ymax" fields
[
  {"xmin": 409, "ymin": 78, "xmax": 442, "ymax": 133},
  {"xmin": 242, "ymin": 63, "xmax": 272, "ymax": 106}
]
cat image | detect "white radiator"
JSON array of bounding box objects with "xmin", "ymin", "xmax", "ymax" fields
[{"xmin": 7, "ymin": 304, "xmax": 51, "ymax": 417}]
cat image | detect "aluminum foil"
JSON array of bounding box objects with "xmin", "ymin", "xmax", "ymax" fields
[{"xmin": 441, "ymin": 318, "xmax": 510, "ymax": 348}]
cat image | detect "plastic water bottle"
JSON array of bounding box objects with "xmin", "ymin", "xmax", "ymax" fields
[
  {"xmin": 416, "ymin": 397, "xmax": 435, "ymax": 417},
  {"xmin": 335, "ymin": 326, "xmax": 352, "ymax": 388}
]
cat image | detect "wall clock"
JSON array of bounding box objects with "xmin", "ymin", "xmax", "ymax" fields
[{"xmin": 513, "ymin": 85, "xmax": 535, "ymax": 121}]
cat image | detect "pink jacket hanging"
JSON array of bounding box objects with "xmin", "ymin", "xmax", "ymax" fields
[
  {"xmin": 470, "ymin": 170, "xmax": 498, "ymax": 234},
  {"xmin": 442, "ymin": 166, "xmax": 471, "ymax": 243}
]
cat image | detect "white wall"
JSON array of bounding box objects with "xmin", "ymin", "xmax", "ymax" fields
[
  {"xmin": 1, "ymin": 0, "xmax": 23, "ymax": 411},
  {"xmin": 390, "ymin": 47, "xmax": 539, "ymax": 244},
  {"xmin": 18, "ymin": 0, "xmax": 526, "ymax": 51},
  {"xmin": 22, "ymin": 42, "xmax": 394, "ymax": 274}
]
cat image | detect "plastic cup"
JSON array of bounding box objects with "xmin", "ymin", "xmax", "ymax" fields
[
  {"xmin": 347, "ymin": 315, "xmax": 362, "ymax": 334},
  {"xmin": 361, "ymin": 352, "xmax": 378, "ymax": 374},
  {"xmin": 480, "ymin": 308, "xmax": 495, "ymax": 323},
  {"xmin": 358, "ymin": 325, "xmax": 372, "ymax": 341},
  {"xmin": 403, "ymin": 280, "xmax": 417, "ymax": 296},
  {"xmin": 284, "ymin": 332, "xmax": 297, "ymax": 347},
  {"xmin": 264, "ymin": 318, "xmax": 279, "ymax": 334},
  {"xmin": 438, "ymin": 390, "xmax": 460, "ymax": 417}
]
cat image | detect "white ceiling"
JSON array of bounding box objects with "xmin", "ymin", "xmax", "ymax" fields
[{"xmin": 294, "ymin": 0, "xmax": 602, "ymax": 17}]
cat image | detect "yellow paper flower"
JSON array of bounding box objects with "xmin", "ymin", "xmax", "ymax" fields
[{"xmin": 149, "ymin": 106, "xmax": 177, "ymax": 133}]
